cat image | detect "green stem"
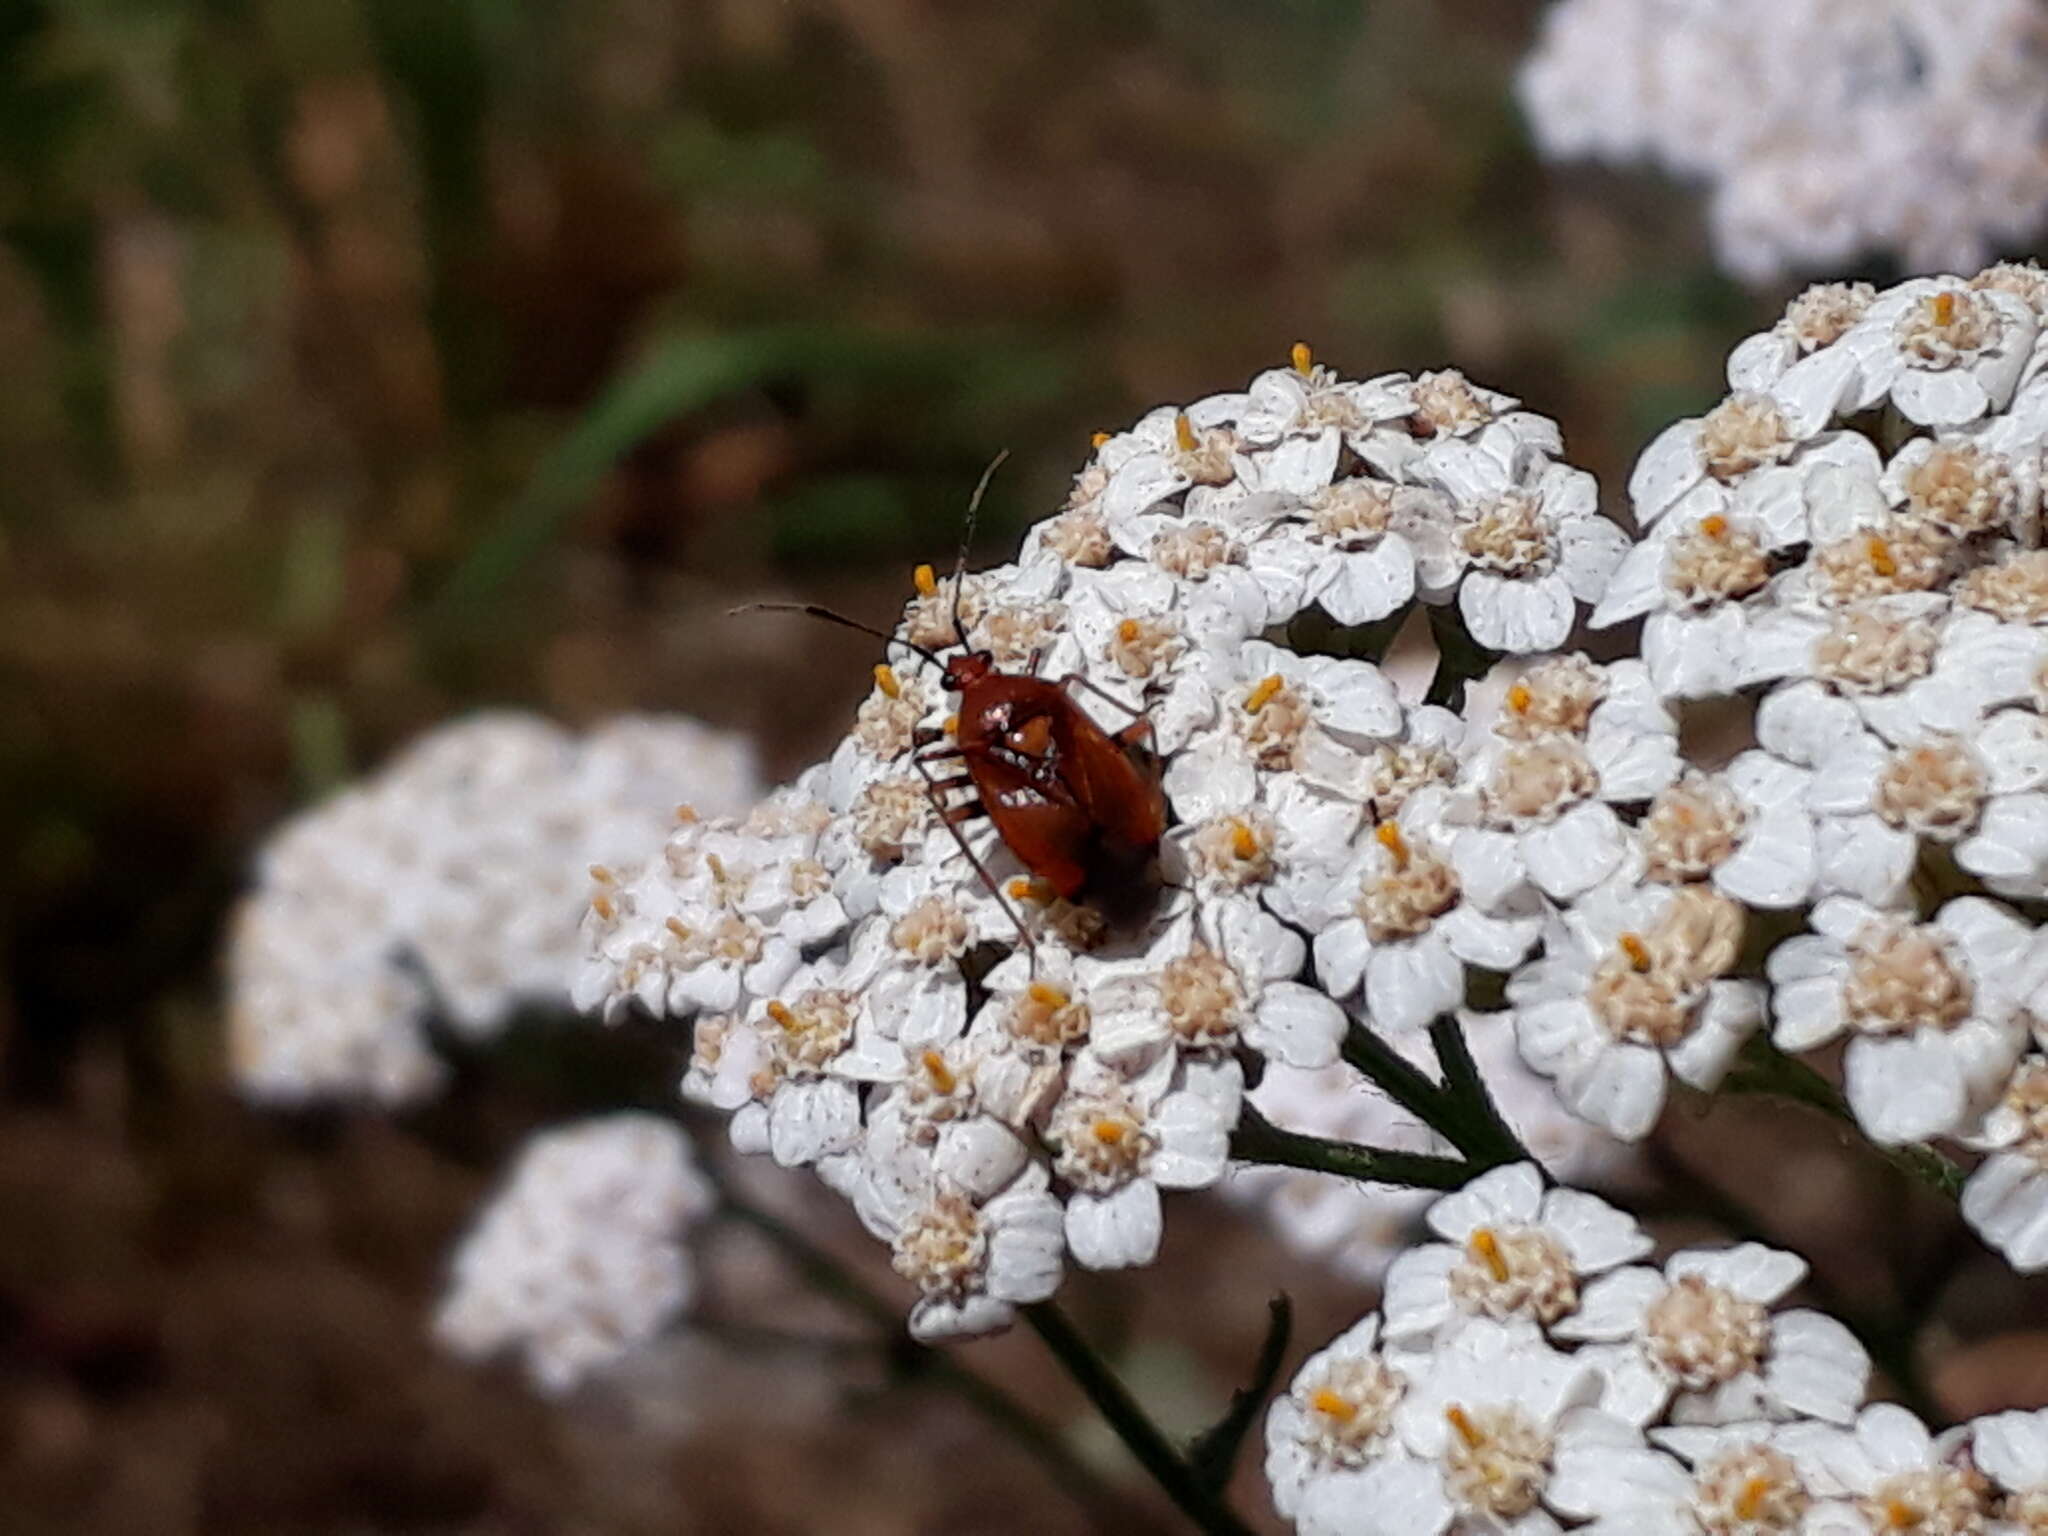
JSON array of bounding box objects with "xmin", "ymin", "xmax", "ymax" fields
[
  {"xmin": 1341, "ymin": 1018, "xmax": 1529, "ymax": 1170},
  {"xmin": 1719, "ymin": 1038, "xmax": 1966, "ymax": 1200},
  {"xmin": 1341, "ymin": 1019, "xmax": 1453, "ymax": 1130},
  {"xmin": 714, "ymin": 1197, "xmax": 1132, "ymax": 1523},
  {"xmin": 1023, "ymin": 1303, "xmax": 1257, "ymax": 1536},
  {"xmin": 1428, "ymin": 1013, "xmax": 1529, "ymax": 1168},
  {"xmin": 1231, "ymin": 1104, "xmax": 1479, "ymax": 1191},
  {"xmin": 1424, "ymin": 601, "xmax": 1496, "ymax": 709}
]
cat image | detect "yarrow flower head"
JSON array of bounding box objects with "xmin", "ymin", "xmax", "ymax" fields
[
  {"xmin": 229, "ymin": 713, "xmax": 760, "ymax": 1105},
  {"xmin": 1519, "ymin": 0, "xmax": 2048, "ymax": 282},
  {"xmin": 563, "ymin": 347, "xmax": 1642, "ymax": 1334},
  {"xmin": 1266, "ymin": 1173, "xmax": 1885, "ymax": 1535},
  {"xmin": 433, "ymin": 1114, "xmax": 714, "ymax": 1395}
]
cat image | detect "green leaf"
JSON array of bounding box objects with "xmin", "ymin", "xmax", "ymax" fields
[{"xmin": 432, "ymin": 328, "xmax": 810, "ymax": 615}]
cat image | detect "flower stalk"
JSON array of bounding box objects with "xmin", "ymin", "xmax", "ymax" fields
[
  {"xmin": 714, "ymin": 1194, "xmax": 1136, "ymax": 1524},
  {"xmin": 1023, "ymin": 1301, "xmax": 1258, "ymax": 1536},
  {"xmin": 1231, "ymin": 1103, "xmax": 1479, "ymax": 1191}
]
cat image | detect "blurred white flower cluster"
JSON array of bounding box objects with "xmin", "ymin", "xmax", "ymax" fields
[
  {"xmin": 435, "ymin": 1113, "xmax": 714, "ymax": 1394},
  {"xmin": 1266, "ymin": 1161, "xmax": 2048, "ymax": 1536},
  {"xmin": 1518, "ymin": 0, "xmax": 2048, "ymax": 281},
  {"xmin": 228, "ymin": 712, "xmax": 760, "ymax": 1105}
]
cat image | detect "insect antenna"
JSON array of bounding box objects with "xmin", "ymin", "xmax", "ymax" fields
[
  {"xmin": 947, "ymin": 448, "xmax": 1010, "ymax": 649},
  {"xmin": 732, "ymin": 602, "xmax": 949, "ymax": 672}
]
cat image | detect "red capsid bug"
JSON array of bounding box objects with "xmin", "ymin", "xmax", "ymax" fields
[{"xmin": 737, "ymin": 465, "xmax": 1167, "ymax": 945}]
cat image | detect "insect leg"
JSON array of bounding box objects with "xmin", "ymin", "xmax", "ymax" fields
[{"xmin": 911, "ymin": 749, "xmax": 1036, "ymax": 959}]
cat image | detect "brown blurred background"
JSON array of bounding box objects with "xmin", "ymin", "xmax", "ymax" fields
[{"xmin": 4, "ymin": 1, "xmax": 2038, "ymax": 1532}]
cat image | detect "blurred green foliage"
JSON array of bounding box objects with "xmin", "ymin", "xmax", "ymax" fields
[{"xmin": 0, "ymin": 0, "xmax": 1798, "ymax": 1095}]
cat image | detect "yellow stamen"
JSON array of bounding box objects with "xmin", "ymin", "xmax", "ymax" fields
[
  {"xmin": 664, "ymin": 916, "xmax": 691, "ymax": 941},
  {"xmin": 1735, "ymin": 1478, "xmax": 1774, "ymax": 1521},
  {"xmin": 1117, "ymin": 617, "xmax": 1142, "ymax": 643},
  {"xmin": 1027, "ymin": 982, "xmax": 1070, "ymax": 1009},
  {"xmin": 873, "ymin": 662, "xmax": 902, "ymax": 699},
  {"xmin": 706, "ymin": 853, "xmax": 728, "ymax": 882},
  {"xmin": 766, "ymin": 1000, "xmax": 796, "ymax": 1029},
  {"xmin": 1506, "ymin": 681, "xmax": 1533, "ymax": 715},
  {"xmin": 1699, "ymin": 513, "xmax": 1729, "ymax": 539},
  {"xmin": 1310, "ymin": 1388, "xmax": 1356, "ymax": 1421},
  {"xmin": 1092, "ymin": 1118, "xmax": 1129, "ymax": 1146},
  {"xmin": 588, "ymin": 863, "xmax": 616, "ymax": 884},
  {"xmin": 590, "ymin": 893, "xmax": 617, "ymax": 921},
  {"xmin": 1090, "ymin": 430, "xmax": 1112, "ymax": 449},
  {"xmin": 1291, "ymin": 340, "xmax": 1314, "ymax": 375},
  {"xmin": 1932, "ymin": 291, "xmax": 1957, "ymax": 328},
  {"xmin": 1882, "ymin": 1499, "xmax": 1921, "ymax": 1530},
  {"xmin": 1618, "ymin": 932, "xmax": 1652, "ymax": 971},
  {"xmin": 1231, "ymin": 819, "xmax": 1261, "ymax": 860},
  {"xmin": 913, "ymin": 563, "xmax": 938, "ymax": 597},
  {"xmin": 920, "ymin": 1049, "xmax": 957, "ymax": 1095},
  {"xmin": 1445, "ymin": 1405, "xmax": 1482, "ymax": 1448},
  {"xmin": 1468, "ymin": 1227, "xmax": 1510, "ymax": 1283},
  {"xmin": 943, "ymin": 713, "xmax": 960, "ymax": 737},
  {"xmin": 1007, "ymin": 876, "xmax": 1057, "ymax": 904},
  {"xmin": 1868, "ymin": 535, "xmax": 1897, "ymax": 578},
  {"xmin": 674, "ymin": 803, "xmax": 700, "ymax": 824},
  {"xmin": 1376, "ymin": 820, "xmax": 1411, "ymax": 869},
  {"xmin": 1174, "ymin": 411, "xmax": 1199, "ymax": 454},
  {"xmin": 1245, "ymin": 673, "xmax": 1286, "ymax": 714}
]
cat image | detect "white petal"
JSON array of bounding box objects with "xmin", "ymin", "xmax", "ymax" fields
[
  {"xmin": 1065, "ymin": 1181, "xmax": 1163, "ymax": 1270},
  {"xmin": 1313, "ymin": 918, "xmax": 1373, "ymax": 1001},
  {"xmin": 1891, "ymin": 366, "xmax": 1991, "ymax": 428},
  {"xmin": 1149, "ymin": 1094, "xmax": 1230, "ymax": 1188},
  {"xmin": 1963, "ymin": 1153, "xmax": 2048, "ymax": 1272},
  {"xmin": 1463, "ymin": 571, "xmax": 1575, "ymax": 655},
  {"xmin": 1628, "ymin": 420, "xmax": 1705, "ymax": 525},
  {"xmin": 1382, "ymin": 1243, "xmax": 1462, "ymax": 1341},
  {"xmin": 1315, "ymin": 659, "xmax": 1405, "ymax": 741},
  {"xmin": 1843, "ymin": 1033, "xmax": 1969, "ymax": 1144},
  {"xmin": 1427, "ymin": 1161, "xmax": 1547, "ymax": 1240},
  {"xmin": 1756, "ymin": 680, "xmax": 1866, "ymax": 769},
  {"xmin": 1365, "ymin": 935, "xmax": 1465, "ymax": 1035},
  {"xmin": 1322, "ymin": 538, "xmax": 1418, "ymax": 625},
  {"xmin": 1554, "ymin": 1266, "xmax": 1665, "ymax": 1342},
  {"xmin": 1249, "ymin": 982, "xmax": 1348, "ymax": 1067},
  {"xmin": 1714, "ymin": 806, "xmax": 1817, "ymax": 909},
  {"xmin": 1763, "ymin": 1310, "xmax": 1870, "ymax": 1424},
  {"xmin": 1589, "ymin": 538, "xmax": 1668, "ymax": 628},
  {"xmin": 1522, "ymin": 802, "xmax": 1626, "ymax": 901},
  {"xmin": 1669, "ymin": 1241, "xmax": 1806, "ymax": 1304},
  {"xmin": 1971, "ymin": 1407, "xmax": 2048, "ymax": 1494},
  {"xmin": 1557, "ymin": 1039, "xmax": 1668, "ymax": 1140},
  {"xmin": 1542, "ymin": 1188, "xmax": 1655, "ymax": 1274}
]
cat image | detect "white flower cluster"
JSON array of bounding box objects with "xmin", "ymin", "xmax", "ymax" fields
[
  {"xmin": 575, "ymin": 354, "xmax": 1643, "ymax": 1334},
  {"xmin": 229, "ymin": 712, "xmax": 760, "ymax": 1105},
  {"xmin": 577, "ymin": 273, "xmax": 2048, "ymax": 1334},
  {"xmin": 1580, "ymin": 270, "xmax": 2048, "ymax": 1271},
  {"xmin": 434, "ymin": 1113, "xmax": 713, "ymax": 1395},
  {"xmin": 1518, "ymin": 0, "xmax": 2048, "ymax": 281},
  {"xmin": 1267, "ymin": 1161, "xmax": 2048, "ymax": 1536}
]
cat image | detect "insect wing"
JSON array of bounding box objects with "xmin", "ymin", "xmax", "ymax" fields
[
  {"xmin": 1049, "ymin": 701, "xmax": 1167, "ymax": 853},
  {"xmin": 966, "ymin": 749, "xmax": 1092, "ymax": 900}
]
